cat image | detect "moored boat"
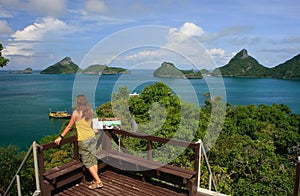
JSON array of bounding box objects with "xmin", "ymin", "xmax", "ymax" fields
[{"xmin": 49, "ymin": 111, "xmax": 71, "ymax": 119}]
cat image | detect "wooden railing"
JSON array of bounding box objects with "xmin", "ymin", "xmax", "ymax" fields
[
  {"xmin": 36, "ymin": 129, "xmax": 222, "ymax": 196},
  {"xmin": 294, "ymin": 156, "xmax": 300, "ymax": 196},
  {"xmin": 101, "ymin": 128, "xmax": 200, "ymax": 170},
  {"xmin": 100, "ymin": 129, "xmax": 203, "ymax": 195},
  {"xmin": 37, "ymin": 136, "xmax": 84, "ymax": 196}
]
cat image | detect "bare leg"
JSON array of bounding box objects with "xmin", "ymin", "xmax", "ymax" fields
[{"xmin": 88, "ymin": 165, "xmax": 101, "ymax": 183}]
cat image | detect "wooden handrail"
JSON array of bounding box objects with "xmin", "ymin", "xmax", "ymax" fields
[
  {"xmin": 37, "ymin": 135, "xmax": 79, "ymax": 194},
  {"xmin": 107, "ymin": 128, "xmax": 199, "ymax": 149},
  {"xmin": 103, "ymin": 128, "xmax": 200, "ymax": 171},
  {"xmin": 37, "ymin": 135, "xmax": 78, "ymax": 173}
]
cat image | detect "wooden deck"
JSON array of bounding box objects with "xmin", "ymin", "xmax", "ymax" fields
[
  {"xmin": 54, "ymin": 168, "xmax": 189, "ymax": 196},
  {"xmin": 37, "ymin": 129, "xmax": 212, "ymax": 196}
]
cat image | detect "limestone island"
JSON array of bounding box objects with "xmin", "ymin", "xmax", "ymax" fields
[
  {"xmin": 212, "ymin": 49, "xmax": 300, "ymax": 79},
  {"xmin": 153, "ymin": 62, "xmax": 204, "ymax": 79},
  {"xmin": 40, "ymin": 57, "xmax": 130, "ymax": 75},
  {"xmin": 9, "ymin": 67, "xmax": 33, "ymax": 74},
  {"xmin": 81, "ymin": 64, "xmax": 130, "ymax": 75},
  {"xmin": 41, "ymin": 57, "xmax": 79, "ymax": 74}
]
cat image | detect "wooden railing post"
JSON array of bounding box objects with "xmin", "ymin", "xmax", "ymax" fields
[
  {"xmin": 147, "ymin": 141, "xmax": 152, "ymax": 160},
  {"xmin": 294, "ymin": 157, "xmax": 300, "ymax": 196},
  {"xmin": 73, "ymin": 139, "xmax": 79, "ymax": 160},
  {"xmin": 37, "ymin": 145, "xmax": 46, "ymax": 193},
  {"xmin": 194, "ymin": 143, "xmax": 200, "ymax": 172},
  {"xmin": 102, "ymin": 130, "xmax": 112, "ymax": 151}
]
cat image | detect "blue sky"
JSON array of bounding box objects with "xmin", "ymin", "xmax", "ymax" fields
[{"xmin": 0, "ymin": 0, "xmax": 299, "ymax": 70}]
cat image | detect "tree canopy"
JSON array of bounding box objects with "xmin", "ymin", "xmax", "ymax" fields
[{"xmin": 0, "ymin": 43, "xmax": 9, "ymax": 68}]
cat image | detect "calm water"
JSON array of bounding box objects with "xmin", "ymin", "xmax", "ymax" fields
[{"xmin": 0, "ymin": 70, "xmax": 299, "ymax": 150}]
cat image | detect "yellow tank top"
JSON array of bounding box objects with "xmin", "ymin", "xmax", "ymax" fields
[{"xmin": 76, "ymin": 118, "xmax": 95, "ymax": 141}]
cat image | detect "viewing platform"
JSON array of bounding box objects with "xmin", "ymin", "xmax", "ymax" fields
[
  {"xmin": 4, "ymin": 128, "xmax": 300, "ymax": 196},
  {"xmin": 35, "ymin": 128, "xmax": 222, "ymax": 196},
  {"xmin": 12, "ymin": 126, "xmax": 300, "ymax": 196}
]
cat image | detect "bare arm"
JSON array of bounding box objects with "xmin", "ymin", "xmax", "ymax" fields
[{"xmin": 54, "ymin": 113, "xmax": 76, "ymax": 145}]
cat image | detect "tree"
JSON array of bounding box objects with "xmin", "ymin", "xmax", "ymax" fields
[
  {"xmin": 0, "ymin": 43, "xmax": 9, "ymax": 68},
  {"xmin": 0, "ymin": 145, "xmax": 35, "ymax": 195}
]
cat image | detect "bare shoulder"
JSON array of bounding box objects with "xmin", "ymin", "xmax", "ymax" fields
[
  {"xmin": 72, "ymin": 110, "xmax": 80, "ymax": 118},
  {"xmin": 73, "ymin": 110, "xmax": 83, "ymax": 121}
]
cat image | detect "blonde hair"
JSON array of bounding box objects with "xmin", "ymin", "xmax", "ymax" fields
[{"xmin": 75, "ymin": 95, "xmax": 94, "ymax": 121}]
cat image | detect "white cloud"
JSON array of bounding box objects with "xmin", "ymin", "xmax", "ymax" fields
[
  {"xmin": 4, "ymin": 42, "xmax": 35, "ymax": 57},
  {"xmin": 85, "ymin": 0, "xmax": 108, "ymax": 14},
  {"xmin": 179, "ymin": 22, "xmax": 205, "ymax": 37},
  {"xmin": 114, "ymin": 22, "xmax": 217, "ymax": 69},
  {"xmin": 12, "ymin": 17, "xmax": 69, "ymax": 41},
  {"xmin": 167, "ymin": 22, "xmax": 205, "ymax": 44},
  {"xmin": 124, "ymin": 50, "xmax": 160, "ymax": 60},
  {"xmin": 206, "ymin": 48, "xmax": 226, "ymax": 56},
  {"xmin": 0, "ymin": 20, "xmax": 13, "ymax": 34},
  {"xmin": 4, "ymin": 17, "xmax": 70, "ymax": 58},
  {"xmin": 118, "ymin": 22, "xmax": 233, "ymax": 68},
  {"xmin": 205, "ymin": 48, "xmax": 231, "ymax": 66}
]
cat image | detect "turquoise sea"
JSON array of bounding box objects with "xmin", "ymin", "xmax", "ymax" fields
[{"xmin": 0, "ymin": 70, "xmax": 300, "ymax": 150}]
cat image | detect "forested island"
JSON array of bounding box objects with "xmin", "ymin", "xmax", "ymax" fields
[
  {"xmin": 1, "ymin": 82, "xmax": 299, "ymax": 195},
  {"xmin": 40, "ymin": 57, "xmax": 130, "ymax": 75},
  {"xmin": 212, "ymin": 49, "xmax": 300, "ymax": 79},
  {"xmin": 81, "ymin": 64, "xmax": 130, "ymax": 75},
  {"xmin": 40, "ymin": 57, "xmax": 79, "ymax": 74},
  {"xmin": 8, "ymin": 67, "xmax": 33, "ymax": 74},
  {"xmin": 153, "ymin": 49, "xmax": 300, "ymax": 80},
  {"xmin": 153, "ymin": 61, "xmax": 204, "ymax": 79},
  {"xmin": 38, "ymin": 49, "xmax": 300, "ymax": 80}
]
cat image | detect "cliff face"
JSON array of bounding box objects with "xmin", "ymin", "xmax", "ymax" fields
[
  {"xmin": 40, "ymin": 57, "xmax": 79, "ymax": 74},
  {"xmin": 213, "ymin": 49, "xmax": 272, "ymax": 78}
]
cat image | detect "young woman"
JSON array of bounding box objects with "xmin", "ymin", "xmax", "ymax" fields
[{"xmin": 55, "ymin": 95, "xmax": 103, "ymax": 189}]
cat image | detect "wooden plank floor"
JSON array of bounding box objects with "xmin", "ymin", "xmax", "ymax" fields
[{"xmin": 54, "ymin": 169, "xmax": 189, "ymax": 196}]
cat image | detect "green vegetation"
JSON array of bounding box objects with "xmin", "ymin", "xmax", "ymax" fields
[
  {"xmin": 153, "ymin": 62, "xmax": 203, "ymax": 79},
  {"xmin": 212, "ymin": 49, "xmax": 273, "ymax": 78},
  {"xmin": 0, "ymin": 43, "xmax": 9, "ymax": 68},
  {"xmin": 40, "ymin": 57, "xmax": 79, "ymax": 74},
  {"xmin": 82, "ymin": 64, "xmax": 130, "ymax": 75},
  {"xmin": 96, "ymin": 83, "xmax": 299, "ymax": 195},
  {"xmin": 271, "ymin": 54, "xmax": 300, "ymax": 79},
  {"xmin": 1, "ymin": 82, "xmax": 299, "ymax": 195},
  {"xmin": 213, "ymin": 49, "xmax": 300, "ymax": 79}
]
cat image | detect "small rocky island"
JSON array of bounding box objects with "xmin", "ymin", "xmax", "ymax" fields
[
  {"xmin": 40, "ymin": 57, "xmax": 130, "ymax": 75},
  {"xmin": 81, "ymin": 64, "xmax": 130, "ymax": 75},
  {"xmin": 9, "ymin": 67, "xmax": 33, "ymax": 74},
  {"xmin": 153, "ymin": 62, "xmax": 203, "ymax": 79},
  {"xmin": 40, "ymin": 57, "xmax": 79, "ymax": 74}
]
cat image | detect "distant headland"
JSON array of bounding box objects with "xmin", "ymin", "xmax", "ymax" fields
[
  {"xmin": 212, "ymin": 49, "xmax": 300, "ymax": 79},
  {"xmin": 40, "ymin": 57, "xmax": 130, "ymax": 75},
  {"xmin": 153, "ymin": 49, "xmax": 300, "ymax": 80},
  {"xmin": 8, "ymin": 67, "xmax": 33, "ymax": 74}
]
